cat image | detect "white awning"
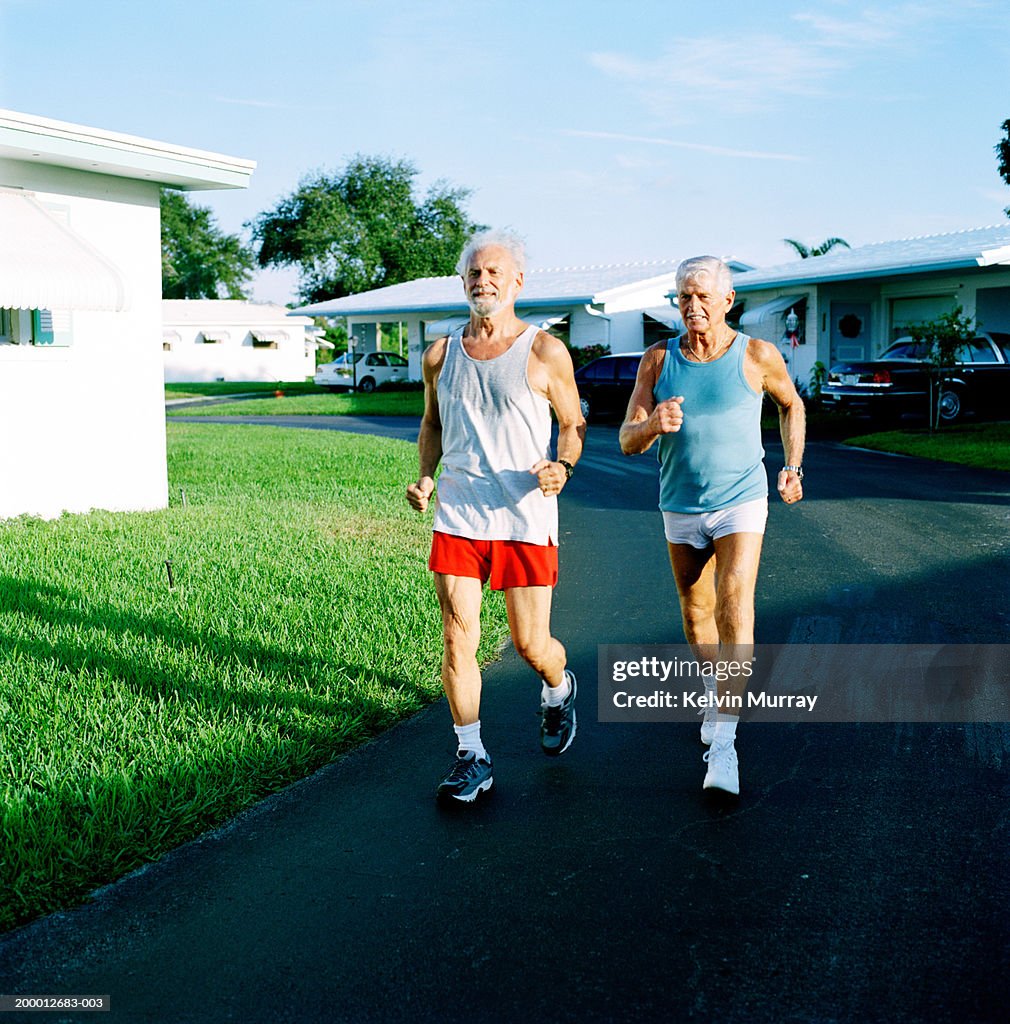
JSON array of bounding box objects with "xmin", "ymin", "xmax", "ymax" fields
[
  {"xmin": 0, "ymin": 188, "xmax": 127, "ymax": 311},
  {"xmin": 200, "ymin": 330, "xmax": 228, "ymax": 343},
  {"xmin": 739, "ymin": 295, "xmax": 805, "ymax": 327},
  {"xmin": 642, "ymin": 305, "xmax": 683, "ymax": 330},
  {"xmin": 251, "ymin": 330, "xmax": 287, "ymax": 343}
]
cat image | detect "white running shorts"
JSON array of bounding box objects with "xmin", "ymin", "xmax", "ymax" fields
[{"xmin": 662, "ymin": 497, "xmax": 769, "ymax": 549}]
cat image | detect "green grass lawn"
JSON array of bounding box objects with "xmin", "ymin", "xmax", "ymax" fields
[
  {"xmin": 843, "ymin": 421, "xmax": 1010, "ymax": 472},
  {"xmin": 0, "ymin": 424, "xmax": 506, "ymax": 932},
  {"xmin": 165, "ymin": 381, "xmax": 319, "ymax": 399},
  {"xmin": 168, "ymin": 389, "xmax": 424, "ymax": 418}
]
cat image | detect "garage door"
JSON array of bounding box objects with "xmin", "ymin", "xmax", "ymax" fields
[{"xmin": 890, "ymin": 296, "xmax": 957, "ymax": 340}]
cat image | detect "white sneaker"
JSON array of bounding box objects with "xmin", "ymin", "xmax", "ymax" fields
[
  {"xmin": 702, "ymin": 741, "xmax": 740, "ymax": 795},
  {"xmin": 699, "ymin": 704, "xmax": 716, "ymax": 746}
]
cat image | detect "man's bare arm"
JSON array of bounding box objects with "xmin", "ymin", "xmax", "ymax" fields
[
  {"xmin": 530, "ymin": 332, "xmax": 585, "ymax": 495},
  {"xmin": 406, "ymin": 339, "xmax": 446, "ymax": 513},
  {"xmin": 619, "ymin": 344, "xmax": 682, "ymax": 455},
  {"xmin": 753, "ymin": 339, "xmax": 806, "ymax": 504}
]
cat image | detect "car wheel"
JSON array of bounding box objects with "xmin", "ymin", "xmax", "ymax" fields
[
  {"xmin": 358, "ymin": 376, "xmax": 377, "ymax": 394},
  {"xmin": 938, "ymin": 386, "xmax": 966, "ymax": 424},
  {"xmin": 579, "ymin": 396, "xmax": 591, "ymax": 421}
]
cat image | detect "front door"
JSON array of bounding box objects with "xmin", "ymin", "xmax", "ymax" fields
[{"xmin": 830, "ymin": 302, "xmax": 871, "ymax": 363}]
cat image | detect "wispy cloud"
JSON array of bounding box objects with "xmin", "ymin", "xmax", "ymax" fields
[
  {"xmin": 589, "ymin": 35, "xmax": 834, "ymax": 117},
  {"xmin": 211, "ymin": 95, "xmax": 288, "ymax": 110},
  {"xmin": 563, "ymin": 129, "xmax": 806, "ymax": 163},
  {"xmin": 590, "ymin": 3, "xmax": 973, "ymax": 117}
]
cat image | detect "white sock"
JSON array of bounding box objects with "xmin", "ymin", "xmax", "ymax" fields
[
  {"xmin": 713, "ymin": 716, "xmax": 738, "ymax": 745},
  {"xmin": 703, "ymin": 673, "xmax": 718, "ymax": 695},
  {"xmin": 541, "ymin": 673, "xmax": 571, "ymax": 707},
  {"xmin": 454, "ymin": 721, "xmax": 487, "ymax": 761}
]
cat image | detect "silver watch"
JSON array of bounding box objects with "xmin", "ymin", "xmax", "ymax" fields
[{"xmin": 783, "ymin": 465, "xmax": 804, "ymax": 479}]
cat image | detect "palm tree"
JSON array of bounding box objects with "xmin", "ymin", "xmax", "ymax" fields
[{"xmin": 782, "ymin": 237, "xmax": 851, "ymax": 259}]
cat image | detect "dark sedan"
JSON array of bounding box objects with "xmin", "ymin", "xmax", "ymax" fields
[
  {"xmin": 574, "ymin": 353, "xmax": 643, "ymax": 421},
  {"xmin": 822, "ymin": 332, "xmax": 1010, "ymax": 424}
]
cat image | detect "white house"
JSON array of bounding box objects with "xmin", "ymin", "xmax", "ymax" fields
[
  {"xmin": 162, "ymin": 300, "xmax": 325, "ymax": 383},
  {"xmin": 292, "ymin": 259, "xmax": 752, "ymax": 381},
  {"xmin": 0, "ymin": 108, "xmax": 254, "ymax": 519},
  {"xmin": 725, "ymin": 225, "xmax": 1010, "ymax": 388}
]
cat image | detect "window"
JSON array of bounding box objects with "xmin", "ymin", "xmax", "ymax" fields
[
  {"xmin": 988, "ymin": 332, "xmax": 1010, "ymax": 362},
  {"xmin": 617, "ymin": 356, "xmax": 643, "ymax": 382},
  {"xmin": 387, "ymin": 353, "xmax": 408, "ymax": 367},
  {"xmin": 957, "ymin": 338, "xmax": 999, "ymax": 364},
  {"xmin": 580, "ymin": 359, "xmax": 616, "ymax": 382},
  {"xmin": 0, "ymin": 307, "xmax": 71, "ymax": 347}
]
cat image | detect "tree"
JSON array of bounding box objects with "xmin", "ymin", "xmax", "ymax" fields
[
  {"xmin": 248, "ymin": 156, "xmax": 483, "ymax": 304},
  {"xmin": 782, "ymin": 237, "xmax": 851, "ymax": 259},
  {"xmin": 908, "ymin": 305, "xmax": 976, "ymax": 431},
  {"xmin": 996, "ymin": 119, "xmax": 1010, "ymax": 216},
  {"xmin": 161, "ymin": 190, "xmax": 255, "ymax": 299}
]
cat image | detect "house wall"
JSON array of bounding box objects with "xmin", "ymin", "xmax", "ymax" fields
[
  {"xmin": 0, "ymin": 159, "xmax": 167, "ymax": 519},
  {"xmin": 736, "ymin": 287, "xmax": 820, "ymax": 388},
  {"xmin": 163, "ymin": 322, "xmax": 313, "ymax": 382},
  {"xmin": 738, "ymin": 266, "xmax": 1010, "ymax": 390}
]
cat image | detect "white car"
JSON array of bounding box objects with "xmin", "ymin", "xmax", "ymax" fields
[{"xmin": 314, "ymin": 351, "xmax": 409, "ymax": 393}]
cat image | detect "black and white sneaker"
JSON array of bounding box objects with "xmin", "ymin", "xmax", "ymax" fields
[
  {"xmin": 436, "ymin": 749, "xmax": 493, "ymax": 803},
  {"xmin": 540, "ymin": 669, "xmax": 577, "ymax": 757}
]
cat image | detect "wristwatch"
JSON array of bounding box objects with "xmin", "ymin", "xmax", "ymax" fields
[
  {"xmin": 782, "ymin": 465, "xmax": 804, "ymax": 479},
  {"xmin": 558, "ymin": 459, "xmax": 575, "ymax": 480}
]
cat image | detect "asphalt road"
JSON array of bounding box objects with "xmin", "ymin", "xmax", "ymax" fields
[{"xmin": 1, "ymin": 419, "xmax": 1007, "ymax": 1022}]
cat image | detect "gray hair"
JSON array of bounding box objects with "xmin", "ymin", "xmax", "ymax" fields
[
  {"xmin": 455, "ymin": 229, "xmax": 527, "ymax": 276},
  {"xmin": 675, "ymin": 256, "xmax": 733, "ymax": 296}
]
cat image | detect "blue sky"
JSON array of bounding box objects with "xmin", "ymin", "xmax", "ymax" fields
[{"xmin": 2, "ymin": 0, "xmax": 1009, "ymax": 303}]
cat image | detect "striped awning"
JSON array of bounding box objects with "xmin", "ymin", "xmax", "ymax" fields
[{"xmin": 0, "ymin": 188, "xmax": 127, "ymax": 311}]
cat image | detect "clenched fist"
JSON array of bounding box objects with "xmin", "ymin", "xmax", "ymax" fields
[
  {"xmin": 649, "ymin": 396, "xmax": 684, "ymax": 434},
  {"xmin": 406, "ymin": 476, "xmax": 435, "ymax": 512}
]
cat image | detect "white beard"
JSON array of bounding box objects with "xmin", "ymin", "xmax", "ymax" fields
[{"xmin": 467, "ymin": 294, "xmax": 505, "ymax": 317}]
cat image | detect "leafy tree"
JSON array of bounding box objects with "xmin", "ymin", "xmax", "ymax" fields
[
  {"xmin": 996, "ymin": 119, "xmax": 1010, "ymax": 215},
  {"xmin": 908, "ymin": 305, "xmax": 976, "ymax": 430},
  {"xmin": 248, "ymin": 156, "xmax": 482, "ymax": 304},
  {"xmin": 160, "ymin": 190, "xmax": 255, "ymax": 299},
  {"xmin": 782, "ymin": 237, "xmax": 851, "ymax": 259}
]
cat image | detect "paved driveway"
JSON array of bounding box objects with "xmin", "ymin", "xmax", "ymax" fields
[{"xmin": 1, "ymin": 421, "xmax": 1007, "ymax": 1022}]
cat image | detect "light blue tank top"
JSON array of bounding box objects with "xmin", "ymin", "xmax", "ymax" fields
[{"xmin": 654, "ymin": 332, "xmax": 767, "ymax": 513}]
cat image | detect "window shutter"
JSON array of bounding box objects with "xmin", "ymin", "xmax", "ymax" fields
[{"xmin": 32, "ymin": 309, "xmax": 55, "ymax": 345}]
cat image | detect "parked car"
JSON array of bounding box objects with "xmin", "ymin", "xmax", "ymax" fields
[
  {"xmin": 314, "ymin": 351, "xmax": 409, "ymax": 393},
  {"xmin": 822, "ymin": 332, "xmax": 1010, "ymax": 424},
  {"xmin": 574, "ymin": 353, "xmax": 643, "ymax": 421}
]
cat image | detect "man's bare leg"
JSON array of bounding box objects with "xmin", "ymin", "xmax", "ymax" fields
[
  {"xmin": 504, "ymin": 585, "xmax": 566, "ymax": 686},
  {"xmin": 433, "ymin": 572, "xmax": 495, "ymax": 802},
  {"xmin": 505, "ymin": 585, "xmax": 576, "ymax": 756},
  {"xmin": 433, "ymin": 572, "xmax": 484, "ymax": 725},
  {"xmin": 669, "ymin": 533, "xmax": 764, "ymax": 794}
]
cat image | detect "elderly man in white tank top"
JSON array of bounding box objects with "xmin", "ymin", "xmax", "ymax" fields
[{"xmin": 407, "ymin": 230, "xmax": 585, "ymax": 803}]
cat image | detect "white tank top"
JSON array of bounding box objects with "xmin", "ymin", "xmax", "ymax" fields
[{"xmin": 433, "ymin": 325, "xmax": 557, "ymax": 545}]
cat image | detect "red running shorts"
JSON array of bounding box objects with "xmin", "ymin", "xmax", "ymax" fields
[{"xmin": 428, "ymin": 531, "xmax": 558, "ymax": 590}]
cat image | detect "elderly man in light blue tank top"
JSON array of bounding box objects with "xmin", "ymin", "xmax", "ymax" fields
[
  {"xmin": 620, "ymin": 256, "xmax": 806, "ymax": 797},
  {"xmin": 406, "ymin": 230, "xmax": 585, "ymax": 803}
]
